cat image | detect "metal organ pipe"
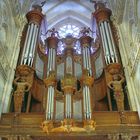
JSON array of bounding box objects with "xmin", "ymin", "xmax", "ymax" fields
[
  {"xmin": 65, "ymin": 93, "xmax": 72, "ymax": 119},
  {"xmin": 86, "ymin": 85, "xmax": 91, "ymax": 119},
  {"xmin": 85, "ymin": 48, "xmax": 88, "ymax": 69},
  {"xmin": 87, "ymin": 86, "xmax": 91, "ymax": 119},
  {"xmin": 93, "ymin": 4, "xmax": 119, "ymax": 64},
  {"xmin": 47, "ymin": 49, "xmax": 51, "ymax": 76},
  {"xmin": 66, "ymin": 94, "xmax": 68, "ymax": 118},
  {"xmin": 51, "ymin": 87, "xmax": 53, "ymax": 119},
  {"xmin": 85, "ymin": 48, "xmax": 89, "ymax": 69},
  {"xmin": 52, "ymin": 49, "xmax": 55, "ymax": 71},
  {"xmin": 28, "ymin": 24, "xmax": 37, "ymax": 65},
  {"xmin": 84, "ymin": 86, "xmax": 87, "ymax": 119},
  {"xmin": 23, "ymin": 23, "xmax": 34, "ymax": 65},
  {"xmin": 51, "ymin": 87, "xmax": 54, "ymax": 119},
  {"xmin": 21, "ymin": 7, "xmax": 43, "ymax": 65},
  {"xmin": 80, "ymin": 35, "xmax": 93, "ymax": 120},
  {"xmin": 45, "ymin": 37, "xmax": 58, "ymax": 121},
  {"xmin": 49, "ymin": 86, "xmax": 52, "ymax": 119},
  {"xmin": 83, "ymin": 48, "xmax": 86, "ymax": 68},
  {"xmin": 51, "ymin": 48, "xmax": 53, "ymax": 71},
  {"xmin": 21, "ymin": 24, "xmax": 31, "ymax": 65},
  {"xmin": 87, "ymin": 48, "xmax": 92, "ymax": 76},
  {"xmin": 99, "ymin": 25, "xmax": 108, "ymax": 63},
  {"xmin": 104, "ymin": 21, "xmax": 115, "ymax": 63},
  {"xmin": 107, "ymin": 22, "xmax": 118, "ymax": 62},
  {"xmin": 100, "ymin": 22, "xmax": 111, "ymax": 64},
  {"xmin": 83, "ymin": 87, "xmax": 86, "ymax": 118},
  {"xmin": 46, "ymin": 86, "xmax": 50, "ymax": 120},
  {"xmin": 50, "ymin": 48, "xmax": 52, "ymax": 71},
  {"xmin": 31, "ymin": 26, "xmax": 39, "ymax": 66},
  {"xmin": 85, "ymin": 86, "xmax": 89, "ymax": 119},
  {"xmin": 85, "ymin": 86, "xmax": 88, "ymax": 119}
]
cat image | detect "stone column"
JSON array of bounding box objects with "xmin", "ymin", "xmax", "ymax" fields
[{"xmin": 21, "ymin": 5, "xmax": 44, "ymax": 66}]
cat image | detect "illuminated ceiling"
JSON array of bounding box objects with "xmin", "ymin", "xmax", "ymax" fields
[{"xmin": 30, "ymin": 0, "xmax": 102, "ymax": 29}]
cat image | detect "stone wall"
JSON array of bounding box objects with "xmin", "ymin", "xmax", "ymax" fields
[{"xmin": 0, "ymin": 0, "xmax": 29, "ymax": 115}]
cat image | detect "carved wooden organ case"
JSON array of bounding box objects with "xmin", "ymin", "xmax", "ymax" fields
[{"xmin": 10, "ymin": 3, "xmax": 132, "ymax": 133}]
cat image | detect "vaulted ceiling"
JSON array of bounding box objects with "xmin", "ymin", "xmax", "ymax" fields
[{"xmin": 30, "ymin": 0, "xmax": 100, "ymax": 29}]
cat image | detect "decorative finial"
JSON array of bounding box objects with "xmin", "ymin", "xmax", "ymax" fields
[
  {"xmin": 90, "ymin": 0, "xmax": 107, "ymax": 10},
  {"xmin": 32, "ymin": 5, "xmax": 42, "ymax": 12}
]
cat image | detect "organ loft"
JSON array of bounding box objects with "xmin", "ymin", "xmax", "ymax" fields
[{"xmin": 0, "ymin": 1, "xmax": 140, "ymax": 140}]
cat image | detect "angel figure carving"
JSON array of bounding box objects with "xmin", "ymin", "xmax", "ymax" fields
[{"xmin": 108, "ymin": 74, "xmax": 125, "ymax": 111}]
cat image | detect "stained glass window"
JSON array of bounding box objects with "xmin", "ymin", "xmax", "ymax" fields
[{"xmin": 58, "ymin": 24, "xmax": 80, "ymax": 38}]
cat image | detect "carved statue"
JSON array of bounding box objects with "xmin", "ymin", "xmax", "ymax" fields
[
  {"xmin": 108, "ymin": 74, "xmax": 125, "ymax": 111},
  {"xmin": 15, "ymin": 65, "xmax": 34, "ymax": 86},
  {"xmin": 79, "ymin": 27, "xmax": 93, "ymax": 37},
  {"xmin": 13, "ymin": 77, "xmax": 31, "ymax": 113},
  {"xmin": 41, "ymin": 121, "xmax": 54, "ymax": 134},
  {"xmin": 43, "ymin": 28, "xmax": 60, "ymax": 38}
]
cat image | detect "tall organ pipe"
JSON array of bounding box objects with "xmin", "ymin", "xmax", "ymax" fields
[
  {"xmin": 20, "ymin": 7, "xmax": 44, "ymax": 66},
  {"xmin": 100, "ymin": 22, "xmax": 111, "ymax": 64},
  {"xmin": 93, "ymin": 4, "xmax": 119, "ymax": 64},
  {"xmin": 44, "ymin": 36, "xmax": 58, "ymax": 120},
  {"xmin": 107, "ymin": 22, "xmax": 118, "ymax": 62},
  {"xmin": 104, "ymin": 21, "xmax": 115, "ymax": 63},
  {"xmin": 21, "ymin": 24, "xmax": 31, "ymax": 64},
  {"xmin": 31, "ymin": 27, "xmax": 39, "ymax": 66}
]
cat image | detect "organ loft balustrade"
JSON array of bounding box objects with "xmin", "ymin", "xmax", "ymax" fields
[{"xmin": 0, "ymin": 2, "xmax": 140, "ymax": 140}]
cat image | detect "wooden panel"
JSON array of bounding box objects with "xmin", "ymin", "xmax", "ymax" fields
[
  {"xmin": 94, "ymin": 73, "xmax": 107, "ymax": 101},
  {"xmin": 31, "ymin": 75, "xmax": 45, "ymax": 102},
  {"xmin": 0, "ymin": 112, "xmax": 139, "ymax": 137}
]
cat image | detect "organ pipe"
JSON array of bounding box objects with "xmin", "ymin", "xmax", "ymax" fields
[{"xmin": 21, "ymin": 7, "xmax": 43, "ymax": 66}]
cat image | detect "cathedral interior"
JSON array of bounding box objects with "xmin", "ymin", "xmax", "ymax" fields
[{"xmin": 0, "ymin": 0, "xmax": 140, "ymax": 140}]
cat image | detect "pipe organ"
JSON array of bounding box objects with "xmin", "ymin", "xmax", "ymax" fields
[{"xmin": 1, "ymin": 2, "xmax": 139, "ymax": 140}]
